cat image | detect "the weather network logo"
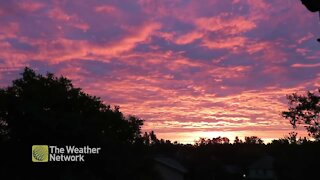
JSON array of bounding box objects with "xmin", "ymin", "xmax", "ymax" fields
[
  {"xmin": 32, "ymin": 145, "xmax": 101, "ymax": 162},
  {"xmin": 32, "ymin": 145, "xmax": 49, "ymax": 162}
]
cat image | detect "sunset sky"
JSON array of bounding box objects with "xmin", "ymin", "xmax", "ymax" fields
[{"xmin": 0, "ymin": 0, "xmax": 319, "ymax": 143}]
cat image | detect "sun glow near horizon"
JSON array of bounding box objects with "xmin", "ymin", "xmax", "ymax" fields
[{"xmin": 152, "ymin": 129, "xmax": 309, "ymax": 144}]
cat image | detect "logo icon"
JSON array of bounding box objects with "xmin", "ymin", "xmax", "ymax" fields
[{"xmin": 32, "ymin": 145, "xmax": 48, "ymax": 162}]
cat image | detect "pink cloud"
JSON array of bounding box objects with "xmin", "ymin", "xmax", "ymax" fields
[
  {"xmin": 297, "ymin": 33, "xmax": 314, "ymax": 44},
  {"xmin": 0, "ymin": 22, "xmax": 20, "ymax": 40},
  {"xmin": 202, "ymin": 37, "xmax": 247, "ymax": 49},
  {"xmin": 247, "ymin": 0, "xmax": 270, "ymax": 11},
  {"xmin": 0, "ymin": 21, "xmax": 161, "ymax": 64},
  {"xmin": 18, "ymin": 1, "xmax": 44, "ymax": 12},
  {"xmin": 208, "ymin": 65, "xmax": 251, "ymax": 79},
  {"xmin": 95, "ymin": 5, "xmax": 117, "ymax": 13},
  {"xmin": 47, "ymin": 7, "xmax": 90, "ymax": 31},
  {"xmin": 48, "ymin": 8, "xmax": 72, "ymax": 21},
  {"xmin": 114, "ymin": 24, "xmax": 161, "ymax": 55},
  {"xmin": 174, "ymin": 31, "xmax": 203, "ymax": 45},
  {"xmin": 262, "ymin": 65, "xmax": 287, "ymax": 76},
  {"xmin": 246, "ymin": 40, "xmax": 288, "ymax": 63},
  {"xmin": 195, "ymin": 16, "xmax": 256, "ymax": 34},
  {"xmin": 138, "ymin": 0, "xmax": 181, "ymax": 17},
  {"xmin": 291, "ymin": 63, "xmax": 320, "ymax": 68}
]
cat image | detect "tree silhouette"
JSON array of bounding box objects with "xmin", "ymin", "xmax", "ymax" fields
[
  {"xmin": 0, "ymin": 67, "xmax": 150, "ymax": 179},
  {"xmin": 194, "ymin": 136, "xmax": 230, "ymax": 146},
  {"xmin": 301, "ymin": 0, "xmax": 320, "ymax": 12},
  {"xmin": 282, "ymin": 88, "xmax": 320, "ymax": 140},
  {"xmin": 0, "ymin": 67, "xmax": 143, "ymax": 145},
  {"xmin": 233, "ymin": 136, "xmax": 243, "ymax": 144},
  {"xmin": 142, "ymin": 130, "xmax": 160, "ymax": 145},
  {"xmin": 244, "ymin": 136, "xmax": 264, "ymax": 144},
  {"xmin": 300, "ymin": 0, "xmax": 320, "ymax": 42},
  {"xmin": 285, "ymin": 131, "xmax": 298, "ymax": 144}
]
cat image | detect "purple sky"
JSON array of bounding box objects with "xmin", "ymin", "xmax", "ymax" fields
[{"xmin": 0, "ymin": 0, "xmax": 319, "ymax": 143}]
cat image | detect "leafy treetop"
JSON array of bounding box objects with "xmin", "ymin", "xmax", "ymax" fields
[{"xmin": 0, "ymin": 67, "xmax": 144, "ymax": 145}]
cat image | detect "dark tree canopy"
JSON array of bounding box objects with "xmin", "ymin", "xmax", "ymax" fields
[
  {"xmin": 301, "ymin": 0, "xmax": 320, "ymax": 12},
  {"xmin": 0, "ymin": 67, "xmax": 143, "ymax": 145},
  {"xmin": 282, "ymin": 88, "xmax": 320, "ymax": 140}
]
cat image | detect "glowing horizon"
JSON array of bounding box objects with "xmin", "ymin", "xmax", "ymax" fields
[{"xmin": 0, "ymin": 0, "xmax": 319, "ymax": 143}]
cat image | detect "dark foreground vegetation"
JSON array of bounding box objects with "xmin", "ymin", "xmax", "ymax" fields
[{"xmin": 0, "ymin": 68, "xmax": 319, "ymax": 180}]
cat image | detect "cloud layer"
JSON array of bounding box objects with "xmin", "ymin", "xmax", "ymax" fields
[{"xmin": 0, "ymin": 0, "xmax": 319, "ymax": 143}]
